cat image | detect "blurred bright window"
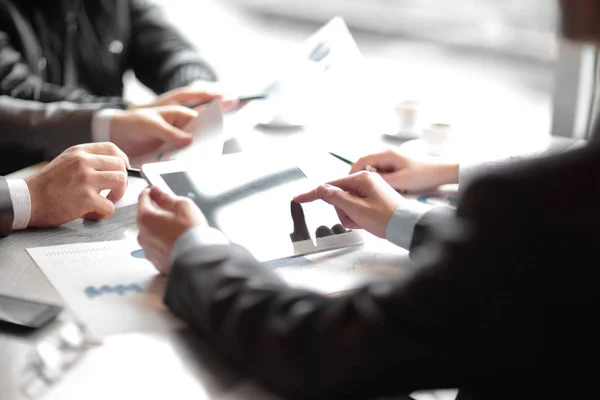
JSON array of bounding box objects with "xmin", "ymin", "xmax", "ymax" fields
[{"xmin": 232, "ymin": 0, "xmax": 559, "ymax": 61}]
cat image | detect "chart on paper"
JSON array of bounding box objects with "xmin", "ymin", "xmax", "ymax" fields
[
  {"xmin": 28, "ymin": 236, "xmax": 413, "ymax": 337},
  {"xmin": 27, "ymin": 241, "xmax": 183, "ymax": 337}
]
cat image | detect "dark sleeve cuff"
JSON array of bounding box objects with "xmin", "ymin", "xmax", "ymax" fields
[
  {"xmin": 162, "ymin": 64, "xmax": 218, "ymax": 92},
  {"xmin": 409, "ymin": 207, "xmax": 455, "ymax": 258},
  {"xmin": 0, "ymin": 177, "xmax": 14, "ymax": 237},
  {"xmin": 63, "ymin": 90, "xmax": 130, "ymax": 109}
]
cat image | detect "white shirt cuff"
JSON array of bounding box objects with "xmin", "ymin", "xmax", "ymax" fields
[
  {"xmin": 91, "ymin": 109, "xmax": 122, "ymax": 142},
  {"xmin": 170, "ymin": 226, "xmax": 230, "ymax": 264},
  {"xmin": 6, "ymin": 179, "xmax": 31, "ymax": 230},
  {"xmin": 385, "ymin": 201, "xmax": 433, "ymax": 250}
]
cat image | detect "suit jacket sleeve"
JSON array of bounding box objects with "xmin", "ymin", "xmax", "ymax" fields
[
  {"xmin": 164, "ymin": 146, "xmax": 600, "ymax": 399},
  {"xmin": 163, "ymin": 180, "xmax": 543, "ymax": 398},
  {"xmin": 0, "ymin": 31, "xmax": 129, "ymax": 107},
  {"xmin": 128, "ymin": 0, "xmax": 218, "ymax": 94},
  {"xmin": 0, "ymin": 177, "xmax": 13, "ymax": 237},
  {"xmin": 409, "ymin": 206, "xmax": 454, "ymax": 257},
  {"xmin": 0, "ymin": 96, "xmax": 106, "ymax": 161}
]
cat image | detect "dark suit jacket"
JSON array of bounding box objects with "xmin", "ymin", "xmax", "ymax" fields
[
  {"xmin": 0, "ymin": 96, "xmax": 113, "ymax": 174},
  {"xmin": 0, "ymin": 0, "xmax": 216, "ymax": 103},
  {"xmin": 0, "ymin": 0, "xmax": 217, "ymax": 173},
  {"xmin": 164, "ymin": 144, "xmax": 600, "ymax": 399},
  {"xmin": 0, "ymin": 176, "xmax": 13, "ymax": 236}
]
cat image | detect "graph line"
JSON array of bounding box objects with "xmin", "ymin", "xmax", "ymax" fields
[{"xmin": 84, "ymin": 284, "xmax": 144, "ymax": 299}]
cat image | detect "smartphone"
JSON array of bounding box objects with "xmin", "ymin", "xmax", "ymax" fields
[{"xmin": 0, "ymin": 294, "xmax": 63, "ymax": 329}]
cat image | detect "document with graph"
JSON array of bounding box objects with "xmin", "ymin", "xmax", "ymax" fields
[
  {"xmin": 27, "ymin": 240, "xmax": 183, "ymax": 337},
  {"xmin": 27, "ymin": 236, "xmax": 414, "ymax": 337}
]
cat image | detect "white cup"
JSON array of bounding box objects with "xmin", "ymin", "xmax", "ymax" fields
[
  {"xmin": 421, "ymin": 123, "xmax": 452, "ymax": 155},
  {"xmin": 395, "ymin": 101, "xmax": 419, "ymax": 133}
]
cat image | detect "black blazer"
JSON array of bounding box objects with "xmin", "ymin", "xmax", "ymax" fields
[
  {"xmin": 0, "ymin": 176, "xmax": 13, "ymax": 236},
  {"xmin": 0, "ymin": 0, "xmax": 216, "ymax": 105},
  {"xmin": 164, "ymin": 144, "xmax": 600, "ymax": 399},
  {"xmin": 0, "ymin": 0, "xmax": 217, "ymax": 104},
  {"xmin": 0, "ymin": 0, "xmax": 218, "ymax": 172}
]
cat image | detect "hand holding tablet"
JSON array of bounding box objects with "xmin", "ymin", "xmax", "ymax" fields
[{"xmin": 141, "ymin": 153, "xmax": 364, "ymax": 262}]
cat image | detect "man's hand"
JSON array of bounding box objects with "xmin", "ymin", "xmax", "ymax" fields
[
  {"xmin": 134, "ymin": 81, "xmax": 222, "ymax": 109},
  {"xmin": 350, "ymin": 150, "xmax": 459, "ymax": 192},
  {"xmin": 294, "ymin": 171, "xmax": 403, "ymax": 238},
  {"xmin": 24, "ymin": 143, "xmax": 130, "ymax": 228},
  {"xmin": 132, "ymin": 82, "xmax": 239, "ymax": 112},
  {"xmin": 137, "ymin": 186, "xmax": 206, "ymax": 275},
  {"xmin": 110, "ymin": 106, "xmax": 197, "ymax": 157}
]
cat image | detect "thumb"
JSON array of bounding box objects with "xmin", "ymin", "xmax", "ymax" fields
[
  {"xmin": 149, "ymin": 186, "xmax": 178, "ymax": 212},
  {"xmin": 168, "ymin": 90, "xmax": 221, "ymax": 107},
  {"xmin": 157, "ymin": 106, "xmax": 198, "ymax": 128},
  {"xmin": 310, "ymin": 184, "xmax": 364, "ymax": 215},
  {"xmin": 84, "ymin": 196, "xmax": 116, "ymax": 221},
  {"xmin": 350, "ymin": 150, "xmax": 405, "ymax": 175},
  {"xmin": 379, "ymin": 170, "xmax": 417, "ymax": 193},
  {"xmin": 151, "ymin": 116, "xmax": 193, "ymax": 147}
]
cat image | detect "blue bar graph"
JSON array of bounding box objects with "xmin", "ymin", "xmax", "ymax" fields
[
  {"xmin": 263, "ymin": 256, "xmax": 311, "ymax": 270},
  {"xmin": 84, "ymin": 284, "xmax": 144, "ymax": 299}
]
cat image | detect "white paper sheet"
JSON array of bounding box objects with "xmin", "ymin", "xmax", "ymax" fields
[
  {"xmin": 27, "ymin": 241, "xmax": 182, "ymax": 338},
  {"xmin": 252, "ymin": 17, "xmax": 397, "ymax": 134},
  {"xmin": 273, "ymin": 233, "xmax": 416, "ymax": 295},
  {"xmin": 27, "ymin": 233, "xmax": 413, "ymax": 338},
  {"xmin": 130, "ymin": 99, "xmax": 224, "ymax": 168}
]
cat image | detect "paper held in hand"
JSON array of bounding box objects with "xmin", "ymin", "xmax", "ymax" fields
[{"xmin": 129, "ymin": 99, "xmax": 225, "ymax": 168}]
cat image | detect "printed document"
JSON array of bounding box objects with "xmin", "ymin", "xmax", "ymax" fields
[{"xmin": 27, "ymin": 241, "xmax": 182, "ymax": 337}]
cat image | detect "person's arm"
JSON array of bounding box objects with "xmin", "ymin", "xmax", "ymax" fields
[
  {"xmin": 384, "ymin": 201, "xmax": 437, "ymax": 250},
  {"xmin": 349, "ymin": 150, "xmax": 538, "ymax": 195},
  {"xmin": 383, "ymin": 155, "xmax": 537, "ymax": 254},
  {"xmin": 135, "ymin": 145, "xmax": 599, "ymax": 399},
  {"xmin": 408, "ymin": 206, "xmax": 454, "ymax": 257},
  {"xmin": 384, "ymin": 201, "xmax": 455, "ymax": 260},
  {"xmin": 0, "ymin": 31, "xmax": 129, "ymax": 107},
  {"xmin": 162, "ymin": 177, "xmax": 527, "ymax": 399},
  {"xmin": 0, "ymin": 176, "xmax": 34, "ymax": 237},
  {"xmin": 0, "ymin": 96, "xmax": 111, "ymax": 161},
  {"xmin": 458, "ymin": 156, "xmax": 525, "ymax": 192},
  {"xmin": 1, "ymin": 143, "xmax": 132, "ymax": 238},
  {"xmin": 166, "ymin": 246, "xmax": 483, "ymax": 399},
  {"xmin": 128, "ymin": 0, "xmax": 218, "ymax": 94},
  {"xmin": 0, "ymin": 96, "xmax": 198, "ymax": 173}
]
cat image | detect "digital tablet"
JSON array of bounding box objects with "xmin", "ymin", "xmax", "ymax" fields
[{"xmin": 142, "ymin": 153, "xmax": 364, "ymax": 262}]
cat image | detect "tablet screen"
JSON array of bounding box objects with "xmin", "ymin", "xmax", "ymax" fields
[{"xmin": 159, "ymin": 157, "xmax": 362, "ymax": 261}]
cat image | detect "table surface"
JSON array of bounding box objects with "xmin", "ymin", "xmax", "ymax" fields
[{"xmin": 0, "ymin": 104, "xmax": 586, "ymax": 399}]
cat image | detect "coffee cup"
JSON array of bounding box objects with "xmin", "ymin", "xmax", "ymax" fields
[{"xmin": 421, "ymin": 123, "xmax": 452, "ymax": 155}]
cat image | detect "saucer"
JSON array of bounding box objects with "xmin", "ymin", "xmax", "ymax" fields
[{"xmin": 399, "ymin": 139, "xmax": 458, "ymax": 158}]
